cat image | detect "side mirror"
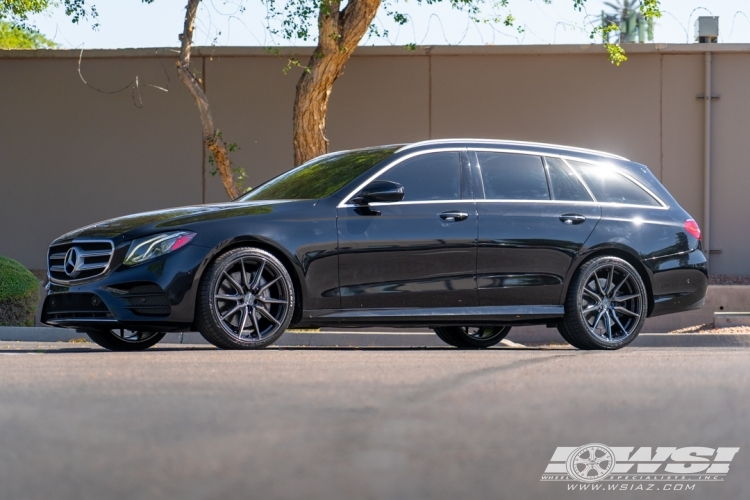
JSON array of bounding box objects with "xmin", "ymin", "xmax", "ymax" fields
[{"xmin": 352, "ymin": 180, "xmax": 404, "ymax": 205}]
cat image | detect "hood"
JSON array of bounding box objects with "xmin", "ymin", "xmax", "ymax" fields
[{"xmin": 53, "ymin": 200, "xmax": 311, "ymax": 243}]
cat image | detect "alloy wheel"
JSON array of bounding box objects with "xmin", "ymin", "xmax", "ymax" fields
[
  {"xmin": 459, "ymin": 326, "xmax": 506, "ymax": 341},
  {"xmin": 85, "ymin": 329, "xmax": 166, "ymax": 351},
  {"xmin": 110, "ymin": 328, "xmax": 162, "ymax": 343},
  {"xmin": 213, "ymin": 255, "xmax": 290, "ymax": 342},
  {"xmin": 579, "ymin": 263, "xmax": 643, "ymax": 344},
  {"xmin": 433, "ymin": 325, "xmax": 511, "ymax": 348}
]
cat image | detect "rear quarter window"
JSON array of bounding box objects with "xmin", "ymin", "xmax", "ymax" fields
[{"xmin": 566, "ymin": 160, "xmax": 661, "ymax": 207}]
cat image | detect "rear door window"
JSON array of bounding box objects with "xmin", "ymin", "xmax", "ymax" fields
[
  {"xmin": 476, "ymin": 152, "xmax": 550, "ymax": 200},
  {"xmin": 567, "ymin": 160, "xmax": 661, "ymax": 207},
  {"xmin": 376, "ymin": 152, "xmax": 461, "ymax": 201},
  {"xmin": 545, "ymin": 157, "xmax": 593, "ymax": 202}
]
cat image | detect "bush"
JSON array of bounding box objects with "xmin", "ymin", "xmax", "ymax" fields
[{"xmin": 0, "ymin": 256, "xmax": 40, "ymax": 327}]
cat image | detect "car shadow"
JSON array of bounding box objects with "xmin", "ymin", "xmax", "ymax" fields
[{"xmin": 0, "ymin": 343, "xmax": 570, "ymax": 354}]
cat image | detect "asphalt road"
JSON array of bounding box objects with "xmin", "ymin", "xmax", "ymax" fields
[{"xmin": 1, "ymin": 342, "xmax": 748, "ymax": 500}]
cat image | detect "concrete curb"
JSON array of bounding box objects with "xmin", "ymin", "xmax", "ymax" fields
[
  {"xmin": 632, "ymin": 333, "xmax": 750, "ymax": 347},
  {"xmin": 1, "ymin": 327, "xmax": 750, "ymax": 348}
]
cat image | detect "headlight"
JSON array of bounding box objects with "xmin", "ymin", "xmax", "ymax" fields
[{"xmin": 123, "ymin": 231, "xmax": 196, "ymax": 266}]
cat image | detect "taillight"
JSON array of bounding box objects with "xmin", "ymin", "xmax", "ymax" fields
[{"xmin": 684, "ymin": 219, "xmax": 701, "ymax": 240}]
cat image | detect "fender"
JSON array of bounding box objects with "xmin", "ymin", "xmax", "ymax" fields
[
  {"xmin": 559, "ymin": 241, "xmax": 656, "ymax": 315},
  {"xmin": 189, "ymin": 235, "xmax": 312, "ymax": 324}
]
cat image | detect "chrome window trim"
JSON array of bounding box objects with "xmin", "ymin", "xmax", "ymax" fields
[
  {"xmin": 397, "ymin": 139, "xmax": 629, "ymax": 161},
  {"xmin": 338, "ymin": 146, "xmax": 664, "ymax": 209},
  {"xmin": 476, "ymin": 199, "xmax": 668, "ymax": 210},
  {"xmin": 345, "ymin": 199, "xmax": 668, "ymax": 210},
  {"xmin": 340, "ymin": 147, "xmax": 575, "ymax": 207},
  {"xmin": 48, "ymin": 238, "xmax": 115, "ymax": 286},
  {"xmin": 338, "ymin": 147, "xmax": 466, "ymax": 208},
  {"xmin": 365, "ymin": 200, "xmax": 477, "ymax": 207}
]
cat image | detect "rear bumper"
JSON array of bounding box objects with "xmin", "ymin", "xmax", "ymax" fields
[
  {"xmin": 41, "ymin": 244, "xmax": 209, "ymax": 331},
  {"xmin": 646, "ymin": 248, "xmax": 708, "ymax": 318}
]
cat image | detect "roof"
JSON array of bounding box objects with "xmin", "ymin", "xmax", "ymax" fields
[{"xmin": 399, "ymin": 139, "xmax": 629, "ymax": 161}]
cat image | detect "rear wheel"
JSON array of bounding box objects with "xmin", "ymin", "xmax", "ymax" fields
[
  {"xmin": 195, "ymin": 247, "xmax": 295, "ymax": 350},
  {"xmin": 558, "ymin": 256, "xmax": 648, "ymax": 350},
  {"xmin": 86, "ymin": 329, "xmax": 165, "ymax": 351},
  {"xmin": 433, "ymin": 326, "xmax": 511, "ymax": 349}
]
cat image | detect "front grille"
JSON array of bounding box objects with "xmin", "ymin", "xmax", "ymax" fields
[
  {"xmin": 43, "ymin": 293, "xmax": 113, "ymax": 320},
  {"xmin": 108, "ymin": 283, "xmax": 171, "ymax": 316},
  {"xmin": 48, "ymin": 240, "xmax": 114, "ymax": 283}
]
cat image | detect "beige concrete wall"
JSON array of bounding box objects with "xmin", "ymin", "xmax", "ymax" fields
[
  {"xmin": 431, "ymin": 53, "xmax": 662, "ymax": 170},
  {"xmin": 0, "ymin": 55, "xmax": 203, "ymax": 269},
  {"xmin": 661, "ymin": 54, "xmax": 704, "ymax": 229},
  {"xmin": 711, "ymin": 54, "xmax": 750, "ymax": 275},
  {"xmin": 0, "ymin": 45, "xmax": 748, "ymax": 274}
]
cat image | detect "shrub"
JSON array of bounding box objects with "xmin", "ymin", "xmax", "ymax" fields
[{"xmin": 0, "ymin": 256, "xmax": 40, "ymax": 327}]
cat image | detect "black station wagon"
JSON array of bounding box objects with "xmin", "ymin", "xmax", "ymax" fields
[{"xmin": 42, "ymin": 139, "xmax": 708, "ymax": 351}]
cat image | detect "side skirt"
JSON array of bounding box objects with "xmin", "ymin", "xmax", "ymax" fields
[{"xmin": 296, "ymin": 305, "xmax": 564, "ymax": 328}]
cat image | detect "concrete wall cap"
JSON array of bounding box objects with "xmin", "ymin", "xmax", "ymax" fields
[{"xmin": 4, "ymin": 43, "xmax": 750, "ymax": 60}]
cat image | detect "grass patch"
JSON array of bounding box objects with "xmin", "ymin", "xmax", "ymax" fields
[{"xmin": 0, "ymin": 256, "xmax": 40, "ymax": 327}]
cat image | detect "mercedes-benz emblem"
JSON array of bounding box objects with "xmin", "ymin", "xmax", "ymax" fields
[{"xmin": 64, "ymin": 247, "xmax": 83, "ymax": 277}]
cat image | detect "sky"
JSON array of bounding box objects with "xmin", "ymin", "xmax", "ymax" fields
[{"xmin": 26, "ymin": 0, "xmax": 750, "ymax": 48}]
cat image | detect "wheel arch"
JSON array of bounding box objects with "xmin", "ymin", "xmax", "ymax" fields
[
  {"xmin": 561, "ymin": 246, "xmax": 655, "ymax": 316},
  {"xmin": 192, "ymin": 236, "xmax": 306, "ymax": 327}
]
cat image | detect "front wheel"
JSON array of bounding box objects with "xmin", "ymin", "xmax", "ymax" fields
[
  {"xmin": 86, "ymin": 329, "xmax": 166, "ymax": 351},
  {"xmin": 558, "ymin": 256, "xmax": 648, "ymax": 350},
  {"xmin": 195, "ymin": 247, "xmax": 295, "ymax": 350},
  {"xmin": 433, "ymin": 326, "xmax": 511, "ymax": 349}
]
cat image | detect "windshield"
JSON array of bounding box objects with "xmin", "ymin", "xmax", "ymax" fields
[{"xmin": 237, "ymin": 146, "xmax": 401, "ymax": 201}]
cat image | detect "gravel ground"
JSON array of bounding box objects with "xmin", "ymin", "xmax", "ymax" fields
[
  {"xmin": 709, "ymin": 275, "xmax": 750, "ymax": 285},
  {"xmin": 671, "ymin": 324, "xmax": 750, "ymax": 334}
]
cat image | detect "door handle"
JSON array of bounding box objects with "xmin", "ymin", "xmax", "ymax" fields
[
  {"xmin": 559, "ymin": 214, "xmax": 586, "ymax": 225},
  {"xmin": 440, "ymin": 211, "xmax": 469, "ymax": 222}
]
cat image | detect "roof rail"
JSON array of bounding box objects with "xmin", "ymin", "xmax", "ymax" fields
[{"xmin": 398, "ymin": 138, "xmax": 629, "ymax": 161}]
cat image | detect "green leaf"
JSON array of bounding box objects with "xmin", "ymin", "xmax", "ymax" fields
[
  {"xmin": 0, "ymin": 21, "xmax": 57, "ymax": 48},
  {"xmin": 606, "ymin": 42, "xmax": 627, "ymax": 66}
]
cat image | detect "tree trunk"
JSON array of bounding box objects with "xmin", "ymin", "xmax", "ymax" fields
[
  {"xmin": 292, "ymin": 0, "xmax": 381, "ymax": 166},
  {"xmin": 177, "ymin": 0, "xmax": 240, "ymax": 199}
]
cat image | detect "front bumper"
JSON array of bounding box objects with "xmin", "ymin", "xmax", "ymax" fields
[{"xmin": 41, "ymin": 244, "xmax": 209, "ymax": 331}]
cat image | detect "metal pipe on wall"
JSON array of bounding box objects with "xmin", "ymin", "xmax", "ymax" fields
[{"xmin": 703, "ymin": 51, "xmax": 712, "ymax": 270}]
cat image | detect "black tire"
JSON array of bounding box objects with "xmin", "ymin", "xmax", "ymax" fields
[
  {"xmin": 195, "ymin": 247, "xmax": 295, "ymax": 350},
  {"xmin": 558, "ymin": 256, "xmax": 648, "ymax": 350},
  {"xmin": 433, "ymin": 326, "xmax": 512, "ymax": 349},
  {"xmin": 86, "ymin": 329, "xmax": 166, "ymax": 351},
  {"xmin": 554, "ymin": 321, "xmax": 576, "ymax": 345}
]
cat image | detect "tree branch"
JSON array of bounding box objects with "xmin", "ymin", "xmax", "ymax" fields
[
  {"xmin": 292, "ymin": 0, "xmax": 381, "ymax": 165},
  {"xmin": 340, "ymin": 0, "xmax": 381, "ymax": 50},
  {"xmin": 177, "ymin": 0, "xmax": 239, "ymax": 199}
]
